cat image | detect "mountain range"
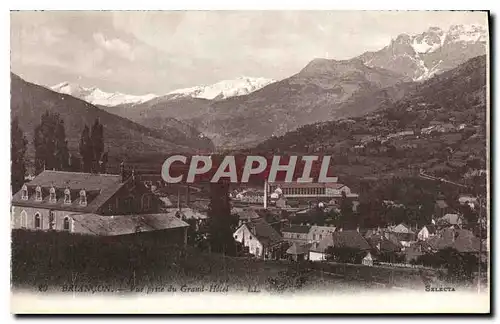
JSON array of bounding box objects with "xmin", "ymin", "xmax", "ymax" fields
[
  {"xmin": 51, "ymin": 76, "xmax": 275, "ymax": 107},
  {"xmin": 165, "ymin": 76, "xmax": 276, "ymax": 100},
  {"xmin": 359, "ymin": 24, "xmax": 487, "ymax": 81},
  {"xmin": 11, "ymin": 74, "xmax": 214, "ymax": 166},
  {"xmin": 254, "ymin": 55, "xmax": 487, "ymax": 181},
  {"xmin": 51, "ymin": 82, "xmax": 158, "ymax": 107},
  {"xmin": 19, "ymin": 24, "xmax": 488, "ymax": 154},
  {"xmin": 93, "ymin": 24, "xmax": 486, "ymax": 149}
]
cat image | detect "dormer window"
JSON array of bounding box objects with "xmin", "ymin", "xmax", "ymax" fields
[
  {"xmin": 21, "ymin": 185, "xmax": 28, "ymax": 200},
  {"xmin": 35, "ymin": 186, "xmax": 42, "ymax": 201},
  {"xmin": 79, "ymin": 189, "xmax": 87, "ymax": 206},
  {"xmin": 63, "ymin": 216, "xmax": 70, "ymax": 231},
  {"xmin": 49, "ymin": 186, "xmax": 57, "ymax": 203},
  {"xmin": 64, "ymin": 188, "xmax": 71, "ymax": 204}
]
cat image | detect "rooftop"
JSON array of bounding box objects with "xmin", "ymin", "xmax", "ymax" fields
[
  {"xmin": 282, "ymin": 225, "xmax": 312, "ymax": 234},
  {"xmin": 268, "ymin": 181, "xmax": 343, "ymax": 189},
  {"xmin": 71, "ymin": 213, "xmax": 189, "ymax": 236},
  {"xmin": 245, "ymin": 219, "xmax": 282, "ymax": 246},
  {"xmin": 332, "ymin": 230, "xmax": 371, "ymax": 250},
  {"xmin": 12, "ymin": 170, "xmax": 131, "ymax": 213}
]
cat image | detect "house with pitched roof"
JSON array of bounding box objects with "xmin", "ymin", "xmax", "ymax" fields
[
  {"xmin": 307, "ymin": 225, "xmax": 336, "ymax": 243},
  {"xmin": 286, "ymin": 242, "xmax": 312, "ymax": 261},
  {"xmin": 233, "ymin": 219, "xmax": 284, "ymax": 259},
  {"xmin": 423, "ymin": 228, "xmax": 484, "ymax": 256},
  {"xmin": 281, "ymin": 225, "xmax": 311, "ymax": 244},
  {"xmin": 437, "ymin": 213, "xmax": 465, "ymax": 228},
  {"xmin": 309, "ymin": 234, "xmax": 334, "ymax": 261},
  {"xmin": 417, "ymin": 224, "xmax": 438, "ymax": 241},
  {"xmin": 234, "ymin": 208, "xmax": 262, "ymax": 227},
  {"xmin": 386, "ymin": 223, "xmax": 416, "ymax": 247},
  {"xmin": 331, "ymin": 230, "xmax": 371, "ymax": 250},
  {"xmin": 11, "ymin": 169, "xmax": 189, "ymax": 244}
]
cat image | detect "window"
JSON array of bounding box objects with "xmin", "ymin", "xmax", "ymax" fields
[
  {"xmin": 21, "ymin": 185, "xmax": 28, "ymax": 200},
  {"xmin": 34, "ymin": 213, "xmax": 41, "ymax": 229},
  {"xmin": 35, "ymin": 186, "xmax": 42, "ymax": 201},
  {"xmin": 64, "ymin": 188, "xmax": 71, "ymax": 204},
  {"xmin": 124, "ymin": 197, "xmax": 133, "ymax": 211},
  {"xmin": 49, "ymin": 210, "xmax": 55, "ymax": 230},
  {"xmin": 255, "ymin": 247, "xmax": 260, "ymax": 256},
  {"xmin": 49, "ymin": 187, "xmax": 56, "ymax": 203},
  {"xmin": 63, "ymin": 217, "xmax": 70, "ymax": 231},
  {"xmin": 79, "ymin": 189, "xmax": 87, "ymax": 206},
  {"xmin": 142, "ymin": 195, "xmax": 151, "ymax": 211},
  {"xmin": 20, "ymin": 210, "xmax": 27, "ymax": 228},
  {"xmin": 319, "ymin": 234, "xmax": 323, "ymax": 240},
  {"xmin": 313, "ymin": 234, "xmax": 316, "ymax": 240}
]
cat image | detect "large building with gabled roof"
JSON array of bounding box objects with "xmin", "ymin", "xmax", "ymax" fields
[{"xmin": 11, "ymin": 169, "xmax": 188, "ymax": 244}]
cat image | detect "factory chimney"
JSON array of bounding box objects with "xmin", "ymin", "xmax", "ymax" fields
[{"xmin": 263, "ymin": 179, "xmax": 268, "ymax": 209}]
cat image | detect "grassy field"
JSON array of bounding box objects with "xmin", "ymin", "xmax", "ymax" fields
[
  {"xmin": 12, "ymin": 230, "xmax": 369, "ymax": 295},
  {"xmin": 14, "ymin": 230, "xmax": 458, "ymax": 296}
]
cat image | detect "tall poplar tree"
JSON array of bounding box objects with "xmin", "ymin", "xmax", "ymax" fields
[
  {"xmin": 79, "ymin": 125, "xmax": 93, "ymax": 173},
  {"xmin": 34, "ymin": 111, "xmax": 69, "ymax": 173}
]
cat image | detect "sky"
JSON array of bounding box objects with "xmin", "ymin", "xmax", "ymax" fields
[{"xmin": 10, "ymin": 11, "xmax": 488, "ymax": 95}]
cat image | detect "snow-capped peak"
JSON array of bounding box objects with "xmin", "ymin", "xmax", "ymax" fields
[
  {"xmin": 50, "ymin": 82, "xmax": 158, "ymax": 106},
  {"xmin": 411, "ymin": 27, "xmax": 446, "ymax": 54},
  {"xmin": 167, "ymin": 76, "xmax": 276, "ymax": 100},
  {"xmin": 410, "ymin": 24, "xmax": 486, "ymax": 54},
  {"xmin": 445, "ymin": 24, "xmax": 487, "ymax": 44},
  {"xmin": 360, "ymin": 23, "xmax": 487, "ymax": 83}
]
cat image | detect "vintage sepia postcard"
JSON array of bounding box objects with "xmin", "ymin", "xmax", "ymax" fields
[{"xmin": 9, "ymin": 10, "xmax": 490, "ymax": 314}]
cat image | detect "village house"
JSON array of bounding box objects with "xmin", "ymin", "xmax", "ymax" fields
[
  {"xmin": 330, "ymin": 230, "xmax": 372, "ymax": 262},
  {"xmin": 11, "ymin": 169, "xmax": 189, "ymax": 245},
  {"xmin": 423, "ymin": 228, "xmax": 485, "ymax": 259},
  {"xmin": 437, "ymin": 213, "xmax": 465, "ymax": 228},
  {"xmin": 458, "ymin": 195, "xmax": 478, "ymax": 209},
  {"xmin": 417, "ymin": 224, "xmax": 438, "ymax": 241},
  {"xmin": 233, "ymin": 208, "xmax": 262, "ymax": 227},
  {"xmin": 286, "ymin": 243, "xmax": 312, "ymax": 261},
  {"xmin": 365, "ymin": 231, "xmax": 402, "ymax": 264},
  {"xmin": 307, "ymin": 225, "xmax": 336, "ymax": 243},
  {"xmin": 282, "ymin": 225, "xmax": 311, "ymax": 244},
  {"xmin": 386, "ymin": 223, "xmax": 416, "ymax": 248},
  {"xmin": 308, "ymin": 234, "xmax": 334, "ymax": 261},
  {"xmin": 233, "ymin": 218, "xmax": 284, "ymax": 259}
]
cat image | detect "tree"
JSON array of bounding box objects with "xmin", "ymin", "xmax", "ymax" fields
[
  {"xmin": 79, "ymin": 125, "xmax": 93, "ymax": 173},
  {"xmin": 339, "ymin": 191, "xmax": 355, "ymax": 228},
  {"xmin": 79, "ymin": 119, "xmax": 106, "ymax": 173},
  {"xmin": 207, "ymin": 180, "xmax": 238, "ymax": 256},
  {"xmin": 11, "ymin": 117, "xmax": 27, "ymax": 193},
  {"xmin": 54, "ymin": 119, "xmax": 70, "ymax": 172},
  {"xmin": 34, "ymin": 111, "xmax": 69, "ymax": 173},
  {"xmin": 91, "ymin": 118, "xmax": 104, "ymax": 169}
]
